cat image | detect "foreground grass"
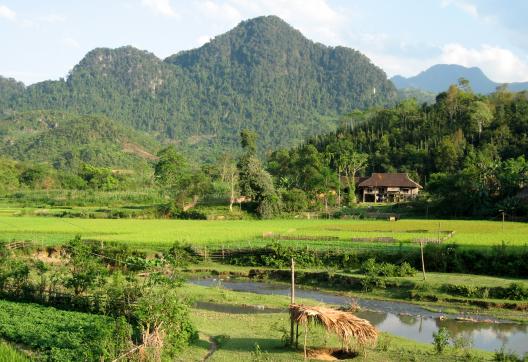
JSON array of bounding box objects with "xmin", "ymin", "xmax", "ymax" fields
[
  {"xmin": 0, "ymin": 216, "xmax": 527, "ymax": 250},
  {"xmin": 0, "ymin": 341, "xmax": 29, "ymax": 362}
]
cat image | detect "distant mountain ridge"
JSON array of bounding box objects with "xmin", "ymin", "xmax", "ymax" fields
[
  {"xmin": 0, "ymin": 16, "xmax": 397, "ymax": 158},
  {"xmin": 391, "ymin": 64, "xmax": 528, "ymax": 94}
]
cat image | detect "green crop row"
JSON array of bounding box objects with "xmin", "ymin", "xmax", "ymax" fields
[{"xmin": 0, "ymin": 300, "xmax": 130, "ymax": 361}]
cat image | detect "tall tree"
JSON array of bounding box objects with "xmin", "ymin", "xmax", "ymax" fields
[
  {"xmin": 238, "ymin": 130, "xmax": 281, "ymax": 218},
  {"xmin": 342, "ymin": 151, "xmax": 369, "ymax": 205},
  {"xmin": 154, "ymin": 146, "xmax": 209, "ymax": 212}
]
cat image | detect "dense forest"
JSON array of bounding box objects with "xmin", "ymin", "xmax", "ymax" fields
[
  {"xmin": 268, "ymin": 83, "xmax": 528, "ymax": 217},
  {"xmin": 1, "ymin": 83, "xmax": 527, "ymax": 219},
  {"xmin": 0, "ymin": 16, "xmax": 396, "ymax": 157}
]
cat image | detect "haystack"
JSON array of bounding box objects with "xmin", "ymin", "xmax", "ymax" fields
[{"xmin": 289, "ymin": 304, "xmax": 377, "ymax": 358}]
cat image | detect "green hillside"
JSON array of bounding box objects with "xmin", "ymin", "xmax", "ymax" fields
[
  {"xmin": 2, "ymin": 16, "xmax": 396, "ymax": 157},
  {"xmin": 0, "ymin": 110, "xmax": 159, "ymax": 171},
  {"xmin": 268, "ymin": 86, "xmax": 528, "ymax": 216}
]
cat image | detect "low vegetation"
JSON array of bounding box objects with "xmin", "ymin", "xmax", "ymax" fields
[
  {"xmin": 0, "ymin": 238, "xmax": 198, "ymax": 361},
  {"xmin": 0, "ymin": 341, "xmax": 28, "ymax": 362},
  {"xmin": 0, "ymin": 300, "xmax": 129, "ymax": 361}
]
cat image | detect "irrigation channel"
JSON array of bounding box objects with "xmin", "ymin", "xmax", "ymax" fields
[{"xmin": 189, "ymin": 278, "xmax": 528, "ymax": 355}]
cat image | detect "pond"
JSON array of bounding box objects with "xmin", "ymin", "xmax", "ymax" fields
[{"xmin": 190, "ymin": 277, "xmax": 528, "ymax": 355}]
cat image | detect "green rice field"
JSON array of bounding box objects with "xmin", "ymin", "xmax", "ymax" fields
[{"xmin": 0, "ymin": 216, "xmax": 526, "ymax": 250}]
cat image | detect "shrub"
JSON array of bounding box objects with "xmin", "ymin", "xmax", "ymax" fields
[
  {"xmin": 432, "ymin": 327, "xmax": 451, "ymax": 354},
  {"xmin": 493, "ymin": 346, "xmax": 524, "ymax": 362},
  {"xmin": 442, "ymin": 283, "xmax": 528, "ymax": 300},
  {"xmin": 281, "ymin": 188, "xmax": 308, "ymax": 212},
  {"xmin": 503, "ymin": 283, "xmax": 528, "ymax": 301},
  {"xmin": 360, "ymin": 258, "xmax": 417, "ymax": 278},
  {"xmin": 165, "ymin": 242, "xmax": 200, "ymax": 267},
  {"xmin": 134, "ymin": 288, "xmax": 197, "ymax": 358}
]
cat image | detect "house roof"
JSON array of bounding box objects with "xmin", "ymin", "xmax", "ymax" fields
[{"xmin": 358, "ymin": 173, "xmax": 422, "ymax": 189}]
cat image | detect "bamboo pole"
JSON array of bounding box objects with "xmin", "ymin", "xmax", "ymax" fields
[
  {"xmin": 304, "ymin": 323, "xmax": 308, "ymax": 360},
  {"xmin": 296, "ymin": 323, "xmax": 299, "ymax": 348},
  {"xmin": 420, "ymin": 241, "xmax": 426, "ymax": 281},
  {"xmin": 290, "ymin": 258, "xmax": 295, "ymax": 347}
]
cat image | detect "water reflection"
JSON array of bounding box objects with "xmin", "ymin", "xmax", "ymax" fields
[{"xmin": 189, "ymin": 278, "xmax": 528, "ymax": 355}]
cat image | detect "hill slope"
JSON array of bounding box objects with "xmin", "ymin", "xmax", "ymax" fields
[
  {"xmin": 2, "ymin": 16, "xmax": 396, "ymax": 157},
  {"xmin": 391, "ymin": 64, "xmax": 528, "ymax": 94},
  {"xmin": 0, "ymin": 111, "xmax": 159, "ymax": 171}
]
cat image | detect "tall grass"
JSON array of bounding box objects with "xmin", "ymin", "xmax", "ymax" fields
[{"xmin": 0, "ymin": 341, "xmax": 29, "ymax": 362}]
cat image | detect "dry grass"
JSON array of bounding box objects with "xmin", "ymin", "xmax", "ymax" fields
[{"xmin": 289, "ymin": 304, "xmax": 377, "ymax": 349}]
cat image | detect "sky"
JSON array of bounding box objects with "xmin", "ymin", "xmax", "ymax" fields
[{"xmin": 1, "ymin": 0, "xmax": 527, "ymax": 85}]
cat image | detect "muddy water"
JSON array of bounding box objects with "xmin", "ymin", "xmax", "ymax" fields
[{"xmin": 190, "ymin": 278, "xmax": 528, "ymax": 355}]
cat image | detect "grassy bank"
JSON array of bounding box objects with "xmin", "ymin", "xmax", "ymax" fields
[
  {"xmin": 180, "ymin": 284, "xmax": 498, "ymax": 361},
  {"xmin": 181, "ymin": 266, "xmax": 528, "ymax": 322}
]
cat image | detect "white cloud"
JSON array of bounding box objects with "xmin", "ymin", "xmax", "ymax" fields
[
  {"xmin": 195, "ymin": 0, "xmax": 347, "ymax": 45},
  {"xmin": 0, "ymin": 4, "xmax": 16, "ymax": 21},
  {"xmin": 41, "ymin": 14, "xmax": 66, "ymax": 23},
  {"xmin": 364, "ymin": 51, "xmax": 437, "ymax": 79},
  {"xmin": 442, "ymin": 0, "xmax": 478, "ymax": 17},
  {"xmin": 142, "ymin": 0, "xmax": 178, "ymax": 17},
  {"xmin": 62, "ymin": 37, "xmax": 80, "ymax": 49},
  {"xmin": 440, "ymin": 43, "xmax": 528, "ymax": 82},
  {"xmin": 370, "ymin": 42, "xmax": 528, "ymax": 83},
  {"xmin": 440, "ymin": 0, "xmax": 495, "ymax": 23},
  {"xmin": 196, "ymin": 34, "xmax": 212, "ymax": 46},
  {"xmin": 200, "ymin": 1, "xmax": 242, "ymax": 23}
]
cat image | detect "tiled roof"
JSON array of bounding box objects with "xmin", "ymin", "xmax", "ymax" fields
[{"xmin": 358, "ymin": 173, "xmax": 422, "ymax": 188}]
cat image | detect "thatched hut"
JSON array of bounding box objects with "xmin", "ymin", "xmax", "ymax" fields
[{"xmin": 289, "ymin": 304, "xmax": 378, "ymax": 359}]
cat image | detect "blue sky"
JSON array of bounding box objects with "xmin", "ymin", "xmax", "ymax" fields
[{"xmin": 1, "ymin": 0, "xmax": 527, "ymax": 85}]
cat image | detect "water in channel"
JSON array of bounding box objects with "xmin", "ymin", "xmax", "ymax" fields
[{"xmin": 190, "ymin": 278, "xmax": 528, "ymax": 355}]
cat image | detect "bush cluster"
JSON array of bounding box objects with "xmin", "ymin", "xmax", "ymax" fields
[
  {"xmin": 442, "ymin": 282, "xmax": 528, "ymax": 301},
  {"xmin": 224, "ymin": 242, "xmax": 528, "ymax": 278},
  {"xmin": 360, "ymin": 258, "xmax": 417, "ymax": 277}
]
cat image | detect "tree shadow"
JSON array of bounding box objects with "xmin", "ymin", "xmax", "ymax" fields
[{"xmin": 216, "ymin": 337, "xmax": 295, "ymax": 354}]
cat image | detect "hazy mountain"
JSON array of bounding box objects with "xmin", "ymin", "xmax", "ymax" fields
[
  {"xmin": 1, "ymin": 16, "xmax": 396, "ymax": 157},
  {"xmin": 391, "ymin": 64, "xmax": 528, "ymax": 94}
]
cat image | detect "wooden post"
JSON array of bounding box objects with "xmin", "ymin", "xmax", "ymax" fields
[
  {"xmin": 204, "ymin": 247, "xmax": 207, "ymax": 262},
  {"xmin": 420, "ymin": 241, "xmax": 426, "ymax": 281},
  {"xmin": 304, "ymin": 323, "xmax": 308, "ymax": 360},
  {"xmin": 222, "ymin": 245, "xmax": 225, "ymax": 261},
  {"xmin": 296, "ymin": 324, "xmax": 299, "ymax": 348},
  {"xmin": 291, "ymin": 258, "xmax": 295, "ymax": 304},
  {"xmin": 437, "ymin": 222, "xmax": 441, "ymax": 243},
  {"xmin": 290, "ymin": 258, "xmax": 295, "ymax": 347}
]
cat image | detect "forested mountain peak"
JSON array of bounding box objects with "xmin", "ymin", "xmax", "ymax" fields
[
  {"xmin": 68, "ymin": 46, "xmax": 173, "ymax": 95},
  {"xmin": 165, "ymin": 15, "xmax": 309, "ymax": 67},
  {"xmin": 1, "ymin": 16, "xmax": 397, "ymax": 158}
]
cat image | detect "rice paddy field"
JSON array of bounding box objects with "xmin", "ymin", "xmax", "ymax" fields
[{"xmin": 0, "ymin": 216, "xmax": 526, "ymax": 250}]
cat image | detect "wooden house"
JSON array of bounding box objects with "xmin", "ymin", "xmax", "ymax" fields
[{"xmin": 358, "ymin": 173, "xmax": 422, "ymax": 202}]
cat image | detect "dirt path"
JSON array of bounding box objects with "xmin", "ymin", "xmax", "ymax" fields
[{"xmin": 201, "ymin": 333, "xmax": 218, "ymax": 361}]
